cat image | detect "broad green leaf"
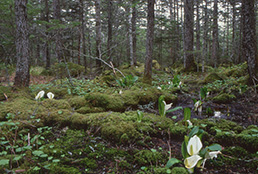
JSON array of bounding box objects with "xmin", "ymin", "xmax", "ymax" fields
[
  {"xmin": 158, "ymin": 95, "xmax": 165, "ymax": 117},
  {"xmin": 181, "ymin": 141, "xmax": 188, "ymax": 159},
  {"xmin": 188, "ymin": 126, "xmax": 199, "ymax": 138},
  {"xmin": 32, "ymin": 150, "xmax": 44, "ymax": 156},
  {"xmin": 52, "ymin": 159, "xmax": 60, "ymax": 163},
  {"xmin": 207, "ymin": 144, "xmax": 222, "ymax": 151},
  {"xmin": 165, "ymin": 158, "xmax": 181, "ymax": 168},
  {"xmin": 0, "ymin": 159, "xmax": 9, "ymax": 166},
  {"xmin": 58, "ymin": 110, "xmax": 63, "ymax": 114},
  {"xmin": 183, "ymin": 108, "xmax": 191, "ymax": 121},
  {"xmin": 13, "ymin": 155, "xmax": 22, "ymax": 161},
  {"xmin": 166, "ymin": 106, "xmax": 183, "ymax": 113}
]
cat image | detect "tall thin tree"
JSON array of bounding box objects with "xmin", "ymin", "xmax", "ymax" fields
[
  {"xmin": 184, "ymin": 0, "xmax": 195, "ymax": 71},
  {"xmin": 95, "ymin": 0, "xmax": 101, "ymax": 68},
  {"xmin": 53, "ymin": 0, "xmax": 62, "ymax": 63},
  {"xmin": 242, "ymin": 0, "xmax": 257, "ymax": 85},
  {"xmin": 14, "ymin": 0, "xmax": 30, "ymax": 87},
  {"xmin": 143, "ymin": 0, "xmax": 155, "ymax": 84},
  {"xmin": 212, "ymin": 0, "xmax": 219, "ymax": 67}
]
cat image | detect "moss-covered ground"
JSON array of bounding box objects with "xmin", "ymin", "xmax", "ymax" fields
[{"xmin": 0, "ymin": 62, "xmax": 258, "ymax": 173}]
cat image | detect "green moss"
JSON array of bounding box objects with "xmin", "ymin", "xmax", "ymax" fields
[
  {"xmin": 152, "ymin": 60, "xmax": 161, "ymax": 70},
  {"xmin": 68, "ymin": 96, "xmax": 87, "ymax": 109},
  {"xmin": 0, "ymin": 86, "xmax": 11, "ymax": 101},
  {"xmin": 200, "ymin": 72, "xmax": 223, "ymax": 84},
  {"xmin": 236, "ymin": 126, "xmax": 258, "ymax": 152},
  {"xmin": 134, "ymin": 150, "xmax": 165, "ymax": 165},
  {"xmin": 171, "ymin": 167, "xmax": 188, "ymax": 174},
  {"xmin": 49, "ymin": 165, "xmax": 81, "ymax": 174},
  {"xmin": 213, "ymin": 93, "xmax": 236, "ymax": 103},
  {"xmin": 42, "ymin": 99, "xmax": 71, "ymax": 109}
]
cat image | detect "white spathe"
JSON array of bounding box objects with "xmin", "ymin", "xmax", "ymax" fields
[
  {"xmin": 163, "ymin": 101, "xmax": 172, "ymax": 112},
  {"xmin": 35, "ymin": 91, "xmax": 45, "ymax": 100},
  {"xmin": 187, "ymin": 135, "xmax": 203, "ymax": 156},
  {"xmin": 184, "ymin": 154, "xmax": 202, "ymax": 169},
  {"xmin": 47, "ymin": 92, "xmax": 54, "ymax": 99},
  {"xmin": 208, "ymin": 151, "xmax": 221, "ymax": 159},
  {"xmin": 186, "ymin": 120, "xmax": 193, "ymax": 127}
]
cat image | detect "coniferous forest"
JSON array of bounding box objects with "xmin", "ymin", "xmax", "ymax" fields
[{"xmin": 0, "ymin": 0, "xmax": 258, "ymax": 173}]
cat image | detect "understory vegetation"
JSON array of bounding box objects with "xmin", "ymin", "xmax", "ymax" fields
[{"xmin": 0, "ymin": 62, "xmax": 258, "ymax": 174}]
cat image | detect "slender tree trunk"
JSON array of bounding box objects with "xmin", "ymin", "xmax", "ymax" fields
[
  {"xmin": 107, "ymin": 0, "xmax": 113, "ymax": 62},
  {"xmin": 231, "ymin": 1, "xmax": 236, "ymax": 63},
  {"xmin": 242, "ymin": 0, "xmax": 257, "ymax": 84},
  {"xmin": 184, "ymin": 0, "xmax": 195, "ymax": 71},
  {"xmin": 196, "ymin": 0, "xmax": 201, "ymax": 72},
  {"xmin": 132, "ymin": 0, "xmax": 137, "ymax": 66},
  {"xmin": 14, "ymin": 0, "xmax": 30, "ymax": 87},
  {"xmin": 80, "ymin": 0, "xmax": 86, "ymax": 72},
  {"xmin": 144, "ymin": 0, "xmax": 155, "ymax": 84},
  {"xmin": 212, "ymin": 0, "xmax": 219, "ymax": 68},
  {"xmin": 77, "ymin": 30, "xmax": 81, "ymax": 65},
  {"xmin": 44, "ymin": 0, "xmax": 50, "ymax": 69},
  {"xmin": 53, "ymin": 0, "xmax": 62, "ymax": 63},
  {"xmin": 129, "ymin": 4, "xmax": 133, "ymax": 66},
  {"xmin": 202, "ymin": 0, "xmax": 208, "ymax": 72},
  {"xmin": 95, "ymin": 0, "xmax": 101, "ymax": 68}
]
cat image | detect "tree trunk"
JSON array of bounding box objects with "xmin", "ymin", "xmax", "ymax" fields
[
  {"xmin": 202, "ymin": 0, "xmax": 208, "ymax": 72},
  {"xmin": 143, "ymin": 0, "xmax": 155, "ymax": 84},
  {"xmin": 44, "ymin": 0, "xmax": 50, "ymax": 69},
  {"xmin": 107, "ymin": 0, "xmax": 113, "ymax": 62},
  {"xmin": 129, "ymin": 4, "xmax": 133, "ymax": 66},
  {"xmin": 196, "ymin": 0, "xmax": 201, "ymax": 72},
  {"xmin": 95, "ymin": 0, "xmax": 101, "ymax": 68},
  {"xmin": 242, "ymin": 0, "xmax": 257, "ymax": 84},
  {"xmin": 212, "ymin": 0, "xmax": 219, "ymax": 68},
  {"xmin": 53, "ymin": 0, "xmax": 62, "ymax": 63},
  {"xmin": 184, "ymin": 0, "xmax": 195, "ymax": 71},
  {"xmin": 14, "ymin": 0, "xmax": 30, "ymax": 87},
  {"xmin": 132, "ymin": 0, "xmax": 137, "ymax": 66},
  {"xmin": 80, "ymin": 0, "xmax": 86, "ymax": 72}
]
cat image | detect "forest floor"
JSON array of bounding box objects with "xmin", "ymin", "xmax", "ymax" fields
[{"xmin": 0, "ymin": 62, "xmax": 258, "ymax": 174}]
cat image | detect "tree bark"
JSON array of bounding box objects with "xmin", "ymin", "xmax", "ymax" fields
[
  {"xmin": 53, "ymin": 0, "xmax": 62, "ymax": 63},
  {"xmin": 144, "ymin": 0, "xmax": 155, "ymax": 84},
  {"xmin": 107, "ymin": 0, "xmax": 113, "ymax": 62},
  {"xmin": 242, "ymin": 0, "xmax": 257, "ymax": 84},
  {"xmin": 196, "ymin": 0, "xmax": 201, "ymax": 72},
  {"xmin": 212, "ymin": 0, "xmax": 219, "ymax": 68},
  {"xmin": 80, "ymin": 0, "xmax": 86, "ymax": 71},
  {"xmin": 14, "ymin": 0, "xmax": 30, "ymax": 87},
  {"xmin": 132, "ymin": 0, "xmax": 137, "ymax": 66},
  {"xmin": 44, "ymin": 0, "xmax": 50, "ymax": 69},
  {"xmin": 184, "ymin": 0, "xmax": 195, "ymax": 71},
  {"xmin": 95, "ymin": 0, "xmax": 101, "ymax": 68}
]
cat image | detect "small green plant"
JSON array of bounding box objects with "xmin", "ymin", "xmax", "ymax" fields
[
  {"xmin": 158, "ymin": 95, "xmax": 182, "ymax": 117},
  {"xmin": 116, "ymin": 75, "xmax": 138, "ymax": 88},
  {"xmin": 137, "ymin": 110, "xmax": 144, "ymax": 123}
]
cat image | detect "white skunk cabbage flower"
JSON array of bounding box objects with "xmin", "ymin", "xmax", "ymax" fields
[
  {"xmin": 35, "ymin": 91, "xmax": 45, "ymax": 100},
  {"xmin": 194, "ymin": 101, "xmax": 202, "ymax": 112},
  {"xmin": 157, "ymin": 86, "xmax": 162, "ymax": 90},
  {"xmin": 47, "ymin": 92, "xmax": 54, "ymax": 99},
  {"xmin": 119, "ymin": 90, "xmax": 123, "ymax": 95},
  {"xmin": 178, "ymin": 81, "xmax": 182, "ymax": 88},
  {"xmin": 184, "ymin": 154, "xmax": 202, "ymax": 169},
  {"xmin": 214, "ymin": 111, "xmax": 221, "ymax": 118},
  {"xmin": 184, "ymin": 135, "xmax": 203, "ymax": 169},
  {"xmin": 163, "ymin": 101, "xmax": 172, "ymax": 114},
  {"xmin": 186, "ymin": 120, "xmax": 193, "ymax": 127},
  {"xmin": 208, "ymin": 151, "xmax": 221, "ymax": 159}
]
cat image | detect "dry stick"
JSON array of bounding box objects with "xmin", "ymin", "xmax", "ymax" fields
[
  {"xmin": 167, "ymin": 128, "xmax": 172, "ymax": 160},
  {"xmin": 63, "ymin": 36, "xmax": 128, "ymax": 78}
]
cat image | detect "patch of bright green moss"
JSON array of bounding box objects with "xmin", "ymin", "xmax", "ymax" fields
[
  {"xmin": 213, "ymin": 93, "xmax": 236, "ymax": 103},
  {"xmin": 134, "ymin": 149, "xmax": 166, "ymax": 165},
  {"xmin": 171, "ymin": 167, "xmax": 188, "ymax": 174},
  {"xmin": 199, "ymin": 72, "xmax": 223, "ymax": 84},
  {"xmin": 0, "ymin": 86, "xmax": 11, "ymax": 101}
]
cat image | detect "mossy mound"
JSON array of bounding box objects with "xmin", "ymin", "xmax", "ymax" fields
[
  {"xmin": 85, "ymin": 89, "xmax": 177, "ymax": 112},
  {"xmin": 134, "ymin": 149, "xmax": 166, "ymax": 165},
  {"xmin": 171, "ymin": 167, "xmax": 188, "ymax": 174},
  {"xmin": 199, "ymin": 72, "xmax": 223, "ymax": 84},
  {"xmin": 0, "ymin": 85, "xmax": 11, "ymax": 101},
  {"xmin": 152, "ymin": 60, "xmax": 161, "ymax": 70},
  {"xmin": 212, "ymin": 93, "xmax": 236, "ymax": 104},
  {"xmin": 236, "ymin": 125, "xmax": 258, "ymax": 152},
  {"xmin": 41, "ymin": 62, "xmax": 84, "ymax": 77},
  {"xmin": 224, "ymin": 62, "xmax": 248, "ymax": 78}
]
